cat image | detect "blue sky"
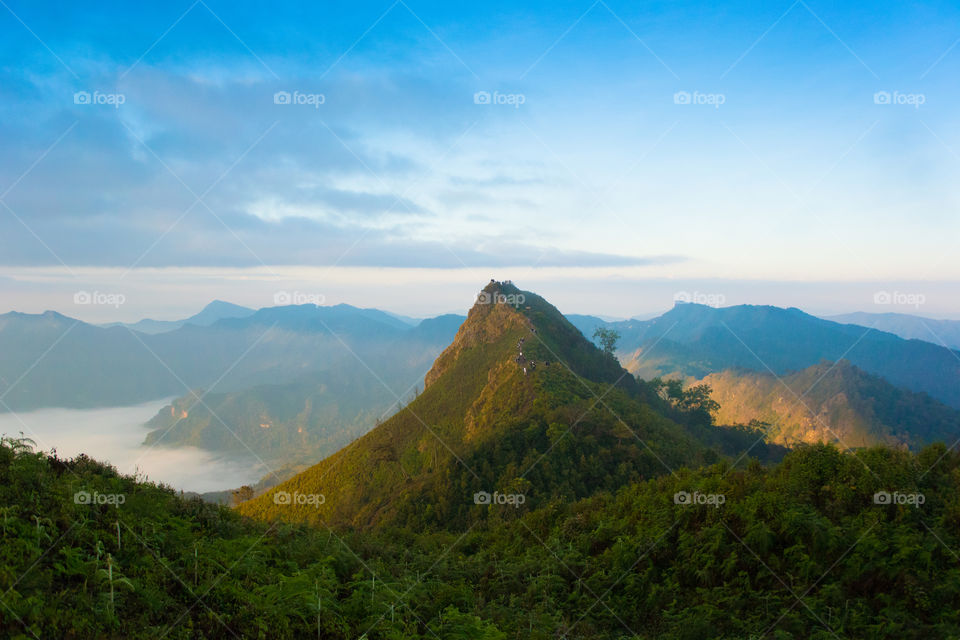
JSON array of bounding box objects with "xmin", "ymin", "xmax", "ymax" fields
[{"xmin": 1, "ymin": 0, "xmax": 958, "ymax": 319}]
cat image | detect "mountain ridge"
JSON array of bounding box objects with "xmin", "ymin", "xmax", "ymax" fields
[
  {"xmin": 237, "ymin": 282, "xmax": 774, "ymax": 529},
  {"xmin": 101, "ymin": 299, "xmax": 255, "ymax": 334},
  {"xmin": 826, "ymin": 310, "xmax": 960, "ymax": 349},
  {"xmin": 0, "ymin": 303, "xmax": 464, "ymax": 412},
  {"xmin": 569, "ymin": 303, "xmax": 960, "ymax": 408}
]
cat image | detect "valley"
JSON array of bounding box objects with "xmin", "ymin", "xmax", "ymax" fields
[{"xmin": 0, "ymin": 400, "xmax": 262, "ymax": 492}]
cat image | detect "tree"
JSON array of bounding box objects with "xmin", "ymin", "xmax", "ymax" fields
[
  {"xmin": 592, "ymin": 327, "xmax": 621, "ymax": 357},
  {"xmin": 677, "ymin": 383, "xmax": 719, "ymax": 415},
  {"xmin": 232, "ymin": 485, "xmax": 255, "ymax": 505},
  {"xmin": 650, "ymin": 378, "xmax": 720, "ymax": 425}
]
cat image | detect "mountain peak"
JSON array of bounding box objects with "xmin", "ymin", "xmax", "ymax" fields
[
  {"xmin": 186, "ymin": 300, "xmax": 254, "ymax": 326},
  {"xmin": 238, "ymin": 281, "xmax": 672, "ymax": 528},
  {"xmin": 424, "ymin": 280, "xmax": 531, "ymax": 388},
  {"xmin": 200, "ymin": 299, "xmax": 244, "ymax": 312},
  {"xmin": 424, "ymin": 280, "xmax": 630, "ymax": 391}
]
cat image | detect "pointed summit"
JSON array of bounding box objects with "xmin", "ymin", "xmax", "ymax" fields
[{"xmin": 426, "ymin": 279, "xmax": 630, "ymax": 390}]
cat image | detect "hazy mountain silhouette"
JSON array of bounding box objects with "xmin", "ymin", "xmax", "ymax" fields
[
  {"xmin": 826, "ymin": 311, "xmax": 960, "ymax": 350},
  {"xmin": 101, "ymin": 300, "xmax": 255, "ymax": 334},
  {"xmin": 0, "ymin": 304, "xmax": 464, "ymax": 412},
  {"xmin": 570, "ymin": 303, "xmax": 960, "ymax": 408}
]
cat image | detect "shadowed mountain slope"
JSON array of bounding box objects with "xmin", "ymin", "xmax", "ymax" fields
[{"xmin": 700, "ymin": 360, "xmax": 960, "ymax": 449}]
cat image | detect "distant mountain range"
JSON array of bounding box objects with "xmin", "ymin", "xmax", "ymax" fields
[
  {"xmin": 6, "ymin": 296, "xmax": 960, "ymax": 475},
  {"xmin": 825, "ymin": 311, "xmax": 960, "ymax": 350},
  {"xmin": 568, "ymin": 303, "xmax": 960, "ymax": 409},
  {"xmin": 102, "ymin": 300, "xmax": 255, "ymax": 334},
  {"xmin": 0, "ymin": 303, "xmax": 465, "ymax": 412}
]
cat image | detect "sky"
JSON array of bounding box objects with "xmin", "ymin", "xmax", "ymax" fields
[{"xmin": 1, "ymin": 0, "xmax": 958, "ymax": 321}]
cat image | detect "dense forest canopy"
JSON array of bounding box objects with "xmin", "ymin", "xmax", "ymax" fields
[{"xmin": 2, "ymin": 436, "xmax": 960, "ymax": 638}]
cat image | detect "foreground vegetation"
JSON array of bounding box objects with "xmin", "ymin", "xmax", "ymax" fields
[{"xmin": 2, "ymin": 435, "xmax": 959, "ymax": 639}]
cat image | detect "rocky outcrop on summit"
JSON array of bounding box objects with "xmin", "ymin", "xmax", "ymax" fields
[{"xmin": 425, "ymin": 280, "xmax": 530, "ymax": 388}]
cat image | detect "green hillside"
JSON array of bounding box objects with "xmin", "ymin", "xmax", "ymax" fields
[
  {"xmin": 237, "ymin": 281, "xmax": 757, "ymax": 529},
  {"xmin": 5, "ymin": 435, "xmax": 960, "ymax": 638}
]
